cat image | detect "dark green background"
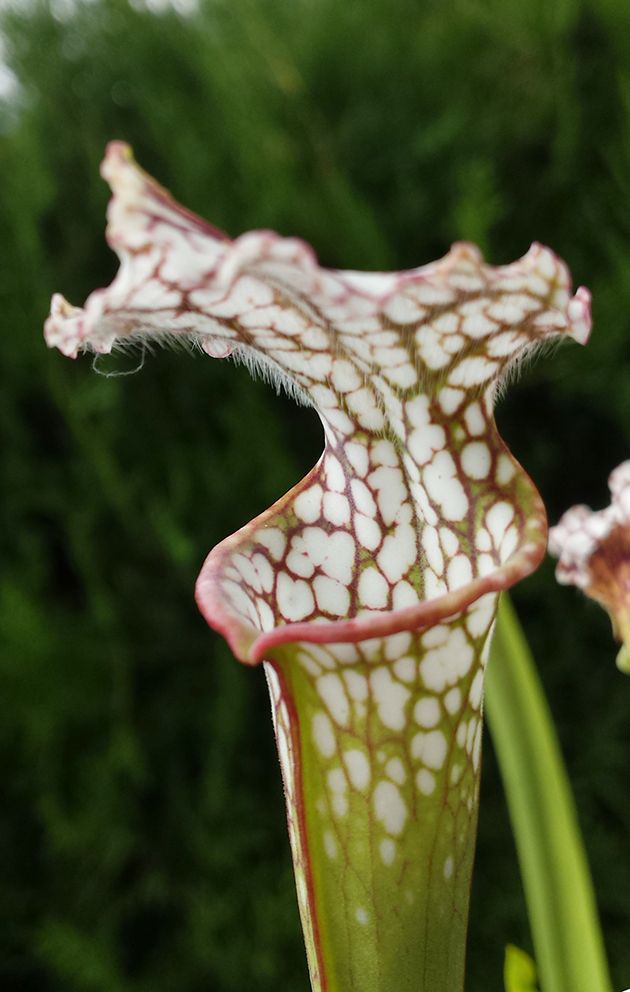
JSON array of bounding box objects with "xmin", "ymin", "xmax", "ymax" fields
[{"xmin": 1, "ymin": 1, "xmax": 629, "ymax": 989}]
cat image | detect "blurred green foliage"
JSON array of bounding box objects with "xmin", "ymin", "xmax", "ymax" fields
[{"xmin": 1, "ymin": 0, "xmax": 629, "ymax": 989}]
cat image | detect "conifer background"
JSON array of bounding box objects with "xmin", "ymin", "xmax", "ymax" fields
[{"xmin": 1, "ymin": 2, "xmax": 629, "ymax": 989}]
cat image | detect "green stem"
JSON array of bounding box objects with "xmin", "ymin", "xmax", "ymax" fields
[
  {"xmin": 264, "ymin": 608, "xmax": 493, "ymax": 992},
  {"xmin": 486, "ymin": 594, "xmax": 612, "ymax": 992}
]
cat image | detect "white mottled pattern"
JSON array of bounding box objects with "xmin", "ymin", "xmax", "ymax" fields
[{"xmin": 44, "ymin": 148, "xmax": 591, "ymax": 991}]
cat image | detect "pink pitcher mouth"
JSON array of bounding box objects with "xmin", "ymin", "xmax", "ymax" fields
[{"xmin": 196, "ymin": 521, "xmax": 545, "ymax": 665}]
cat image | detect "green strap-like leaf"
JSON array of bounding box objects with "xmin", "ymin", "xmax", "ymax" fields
[{"xmin": 487, "ymin": 595, "xmax": 612, "ymax": 992}]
